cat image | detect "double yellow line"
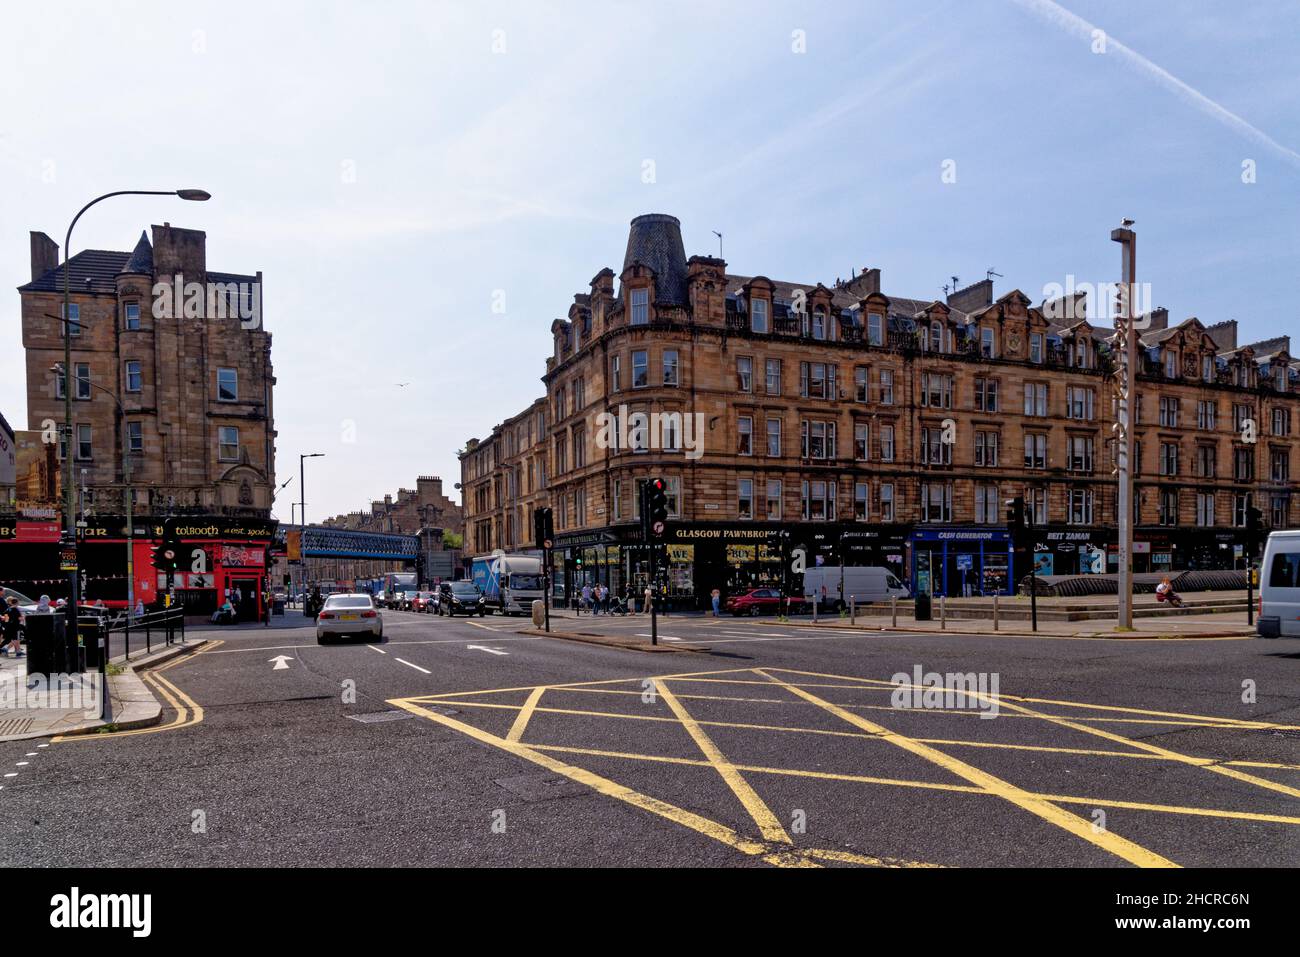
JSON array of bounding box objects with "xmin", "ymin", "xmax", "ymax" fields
[{"xmin": 53, "ymin": 640, "xmax": 216, "ymax": 743}]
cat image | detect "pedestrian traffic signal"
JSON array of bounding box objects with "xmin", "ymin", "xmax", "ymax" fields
[
  {"xmin": 1245, "ymin": 505, "xmax": 1264, "ymax": 557},
  {"xmin": 647, "ymin": 478, "xmax": 669, "ymax": 540},
  {"xmin": 533, "ymin": 506, "xmax": 554, "ymax": 551}
]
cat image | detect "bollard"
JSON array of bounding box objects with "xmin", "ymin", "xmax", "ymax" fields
[
  {"xmin": 812, "ymin": 596, "xmax": 818, "ymax": 624},
  {"xmin": 850, "ymin": 598, "xmax": 856, "ymax": 625},
  {"xmin": 891, "ymin": 595, "xmax": 898, "ymax": 628},
  {"xmin": 993, "ymin": 591, "xmax": 1000, "ymax": 631},
  {"xmin": 941, "ymin": 596, "xmax": 947, "ymax": 631}
]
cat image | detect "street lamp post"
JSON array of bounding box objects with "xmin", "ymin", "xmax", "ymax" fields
[
  {"xmin": 300, "ymin": 452, "xmax": 324, "ymax": 593},
  {"xmin": 59, "ymin": 188, "xmax": 210, "ymax": 645},
  {"xmin": 1111, "ymin": 223, "xmax": 1137, "ymax": 630}
]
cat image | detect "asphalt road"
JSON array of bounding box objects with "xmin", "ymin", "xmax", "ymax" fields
[{"xmin": 1, "ymin": 608, "xmax": 1298, "ymax": 868}]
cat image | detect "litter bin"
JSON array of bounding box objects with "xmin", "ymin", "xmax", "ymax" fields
[
  {"xmin": 914, "ymin": 592, "xmax": 932, "ymax": 622},
  {"xmin": 24, "ymin": 612, "xmax": 57, "ymax": 677}
]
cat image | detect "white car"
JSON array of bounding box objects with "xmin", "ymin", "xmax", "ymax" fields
[
  {"xmin": 1258, "ymin": 530, "xmax": 1300, "ymax": 638},
  {"xmin": 316, "ymin": 593, "xmax": 383, "ymax": 644}
]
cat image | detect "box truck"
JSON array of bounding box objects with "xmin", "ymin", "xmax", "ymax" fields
[{"xmin": 473, "ymin": 553, "xmax": 545, "ymax": 615}]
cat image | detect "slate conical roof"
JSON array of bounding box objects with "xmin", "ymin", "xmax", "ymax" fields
[
  {"xmin": 119, "ymin": 230, "xmax": 153, "ymax": 275},
  {"xmin": 622, "ymin": 213, "xmax": 688, "ymax": 307}
]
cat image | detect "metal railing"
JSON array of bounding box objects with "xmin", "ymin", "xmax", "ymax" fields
[{"xmin": 96, "ymin": 607, "xmax": 187, "ymax": 663}]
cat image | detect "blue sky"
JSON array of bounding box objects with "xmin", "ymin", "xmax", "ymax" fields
[{"xmin": 2, "ymin": 0, "xmax": 1297, "ymax": 521}]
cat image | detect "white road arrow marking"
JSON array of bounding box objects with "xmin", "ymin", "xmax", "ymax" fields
[
  {"xmin": 269, "ymin": 655, "xmax": 294, "ymax": 671},
  {"xmin": 467, "ymin": 645, "xmax": 510, "ymax": 656}
]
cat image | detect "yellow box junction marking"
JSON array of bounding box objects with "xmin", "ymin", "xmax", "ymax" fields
[{"xmin": 391, "ymin": 665, "xmax": 1300, "ymax": 868}]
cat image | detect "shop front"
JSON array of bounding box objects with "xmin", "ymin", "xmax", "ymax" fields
[
  {"xmin": 1034, "ymin": 527, "xmax": 1115, "ymax": 578},
  {"xmin": 910, "ymin": 527, "xmax": 1014, "ymax": 597},
  {"xmin": 1133, "ymin": 527, "xmax": 1245, "ymax": 573},
  {"xmin": 0, "ymin": 515, "xmax": 276, "ymax": 617}
]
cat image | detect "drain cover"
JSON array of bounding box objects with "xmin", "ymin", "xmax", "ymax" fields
[
  {"xmin": 494, "ymin": 772, "xmax": 590, "ymax": 802},
  {"xmin": 347, "ymin": 710, "xmax": 416, "ymax": 724}
]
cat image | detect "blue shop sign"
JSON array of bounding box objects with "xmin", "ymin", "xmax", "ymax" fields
[{"xmin": 912, "ymin": 528, "xmax": 1010, "ymax": 543}]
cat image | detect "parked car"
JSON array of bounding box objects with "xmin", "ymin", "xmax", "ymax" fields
[
  {"xmin": 438, "ymin": 581, "xmax": 487, "ymax": 617},
  {"xmin": 316, "ymin": 593, "xmax": 383, "ymax": 643},
  {"xmin": 410, "ymin": 590, "xmax": 437, "ymax": 613},
  {"xmin": 725, "ymin": 588, "xmax": 809, "ymax": 616},
  {"xmin": 1258, "ymin": 530, "xmax": 1300, "ymax": 638}
]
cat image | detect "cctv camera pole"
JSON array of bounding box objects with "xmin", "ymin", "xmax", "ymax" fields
[
  {"xmin": 1111, "ymin": 224, "xmax": 1137, "ymax": 630},
  {"xmin": 1112, "ymin": 223, "xmax": 1133, "ymax": 629}
]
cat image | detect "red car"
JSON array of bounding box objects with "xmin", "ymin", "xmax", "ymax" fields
[
  {"xmin": 410, "ymin": 591, "xmax": 436, "ymax": 613},
  {"xmin": 725, "ymin": 588, "xmax": 809, "ymax": 616}
]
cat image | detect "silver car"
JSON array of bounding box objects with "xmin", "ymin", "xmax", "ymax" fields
[{"xmin": 316, "ymin": 593, "xmax": 383, "ymax": 644}]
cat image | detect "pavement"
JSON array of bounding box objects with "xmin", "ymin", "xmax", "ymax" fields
[
  {"xmin": 546, "ymin": 605, "xmax": 1258, "ymax": 639},
  {"xmin": 1, "ymin": 607, "xmax": 1297, "ymax": 868},
  {"xmin": 0, "ymin": 633, "xmax": 207, "ymax": 744}
]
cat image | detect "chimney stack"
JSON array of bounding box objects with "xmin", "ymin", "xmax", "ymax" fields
[{"xmin": 29, "ymin": 232, "xmax": 59, "ymax": 282}]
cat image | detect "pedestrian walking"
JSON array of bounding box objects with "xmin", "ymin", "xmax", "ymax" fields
[
  {"xmin": 643, "ymin": 584, "xmax": 653, "ymax": 615},
  {"xmin": 711, "ymin": 588, "xmax": 721, "ymax": 617},
  {"xmin": 580, "ymin": 582, "xmax": 592, "ymax": 615},
  {"xmin": 1, "ymin": 597, "xmax": 23, "ymax": 658}
]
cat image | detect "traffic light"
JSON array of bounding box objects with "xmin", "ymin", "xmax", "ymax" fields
[
  {"xmin": 1005, "ymin": 496, "xmax": 1028, "ymax": 549},
  {"xmin": 533, "ymin": 507, "xmax": 554, "ymax": 551},
  {"xmin": 646, "ymin": 478, "xmax": 669, "ymax": 540},
  {"xmin": 1246, "ymin": 505, "xmax": 1264, "ymax": 558},
  {"xmin": 152, "ymin": 522, "xmax": 183, "ymax": 572}
]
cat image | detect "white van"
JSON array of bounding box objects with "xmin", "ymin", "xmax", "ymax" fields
[
  {"xmin": 1258, "ymin": 530, "xmax": 1300, "ymax": 638},
  {"xmin": 803, "ymin": 566, "xmax": 909, "ymax": 610}
]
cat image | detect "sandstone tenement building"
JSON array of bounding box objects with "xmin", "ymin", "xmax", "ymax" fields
[
  {"xmin": 461, "ymin": 213, "xmax": 1299, "ymax": 607},
  {"xmin": 19, "ymin": 223, "xmax": 275, "ymax": 516}
]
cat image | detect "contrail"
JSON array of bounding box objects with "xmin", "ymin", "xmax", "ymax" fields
[{"xmin": 1010, "ymin": 0, "xmax": 1300, "ymax": 169}]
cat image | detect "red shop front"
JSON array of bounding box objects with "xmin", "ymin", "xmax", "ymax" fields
[{"xmin": 0, "ymin": 516, "xmax": 276, "ymax": 618}]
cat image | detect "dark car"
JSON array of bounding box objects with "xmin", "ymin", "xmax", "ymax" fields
[
  {"xmin": 438, "ymin": 581, "xmax": 487, "ymax": 617},
  {"xmin": 724, "ymin": 588, "xmax": 809, "ymax": 617}
]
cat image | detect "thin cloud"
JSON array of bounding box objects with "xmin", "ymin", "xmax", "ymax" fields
[{"xmin": 1010, "ymin": 0, "xmax": 1300, "ymax": 169}]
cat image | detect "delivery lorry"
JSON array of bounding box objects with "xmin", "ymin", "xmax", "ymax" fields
[{"xmin": 472, "ymin": 553, "xmax": 545, "ymax": 615}]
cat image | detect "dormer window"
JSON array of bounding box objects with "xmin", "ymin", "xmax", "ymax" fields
[
  {"xmin": 867, "ymin": 313, "xmax": 884, "ymax": 346},
  {"xmin": 1030, "ymin": 333, "xmax": 1043, "ymax": 364},
  {"xmin": 751, "ymin": 298, "xmax": 769, "ymax": 334},
  {"xmin": 1075, "ymin": 339, "xmax": 1089, "ymax": 369},
  {"xmin": 1202, "ymin": 355, "xmax": 1214, "ymax": 382},
  {"xmin": 1165, "ymin": 349, "xmax": 1178, "ymax": 379},
  {"xmin": 630, "ymin": 288, "xmax": 649, "ymax": 326},
  {"xmin": 981, "ymin": 327, "xmax": 996, "ymax": 359},
  {"xmin": 929, "ymin": 321, "xmax": 944, "ymax": 353},
  {"xmin": 811, "ymin": 307, "xmax": 826, "ymax": 341},
  {"xmin": 1277, "ymin": 367, "xmax": 1287, "ymax": 392}
]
